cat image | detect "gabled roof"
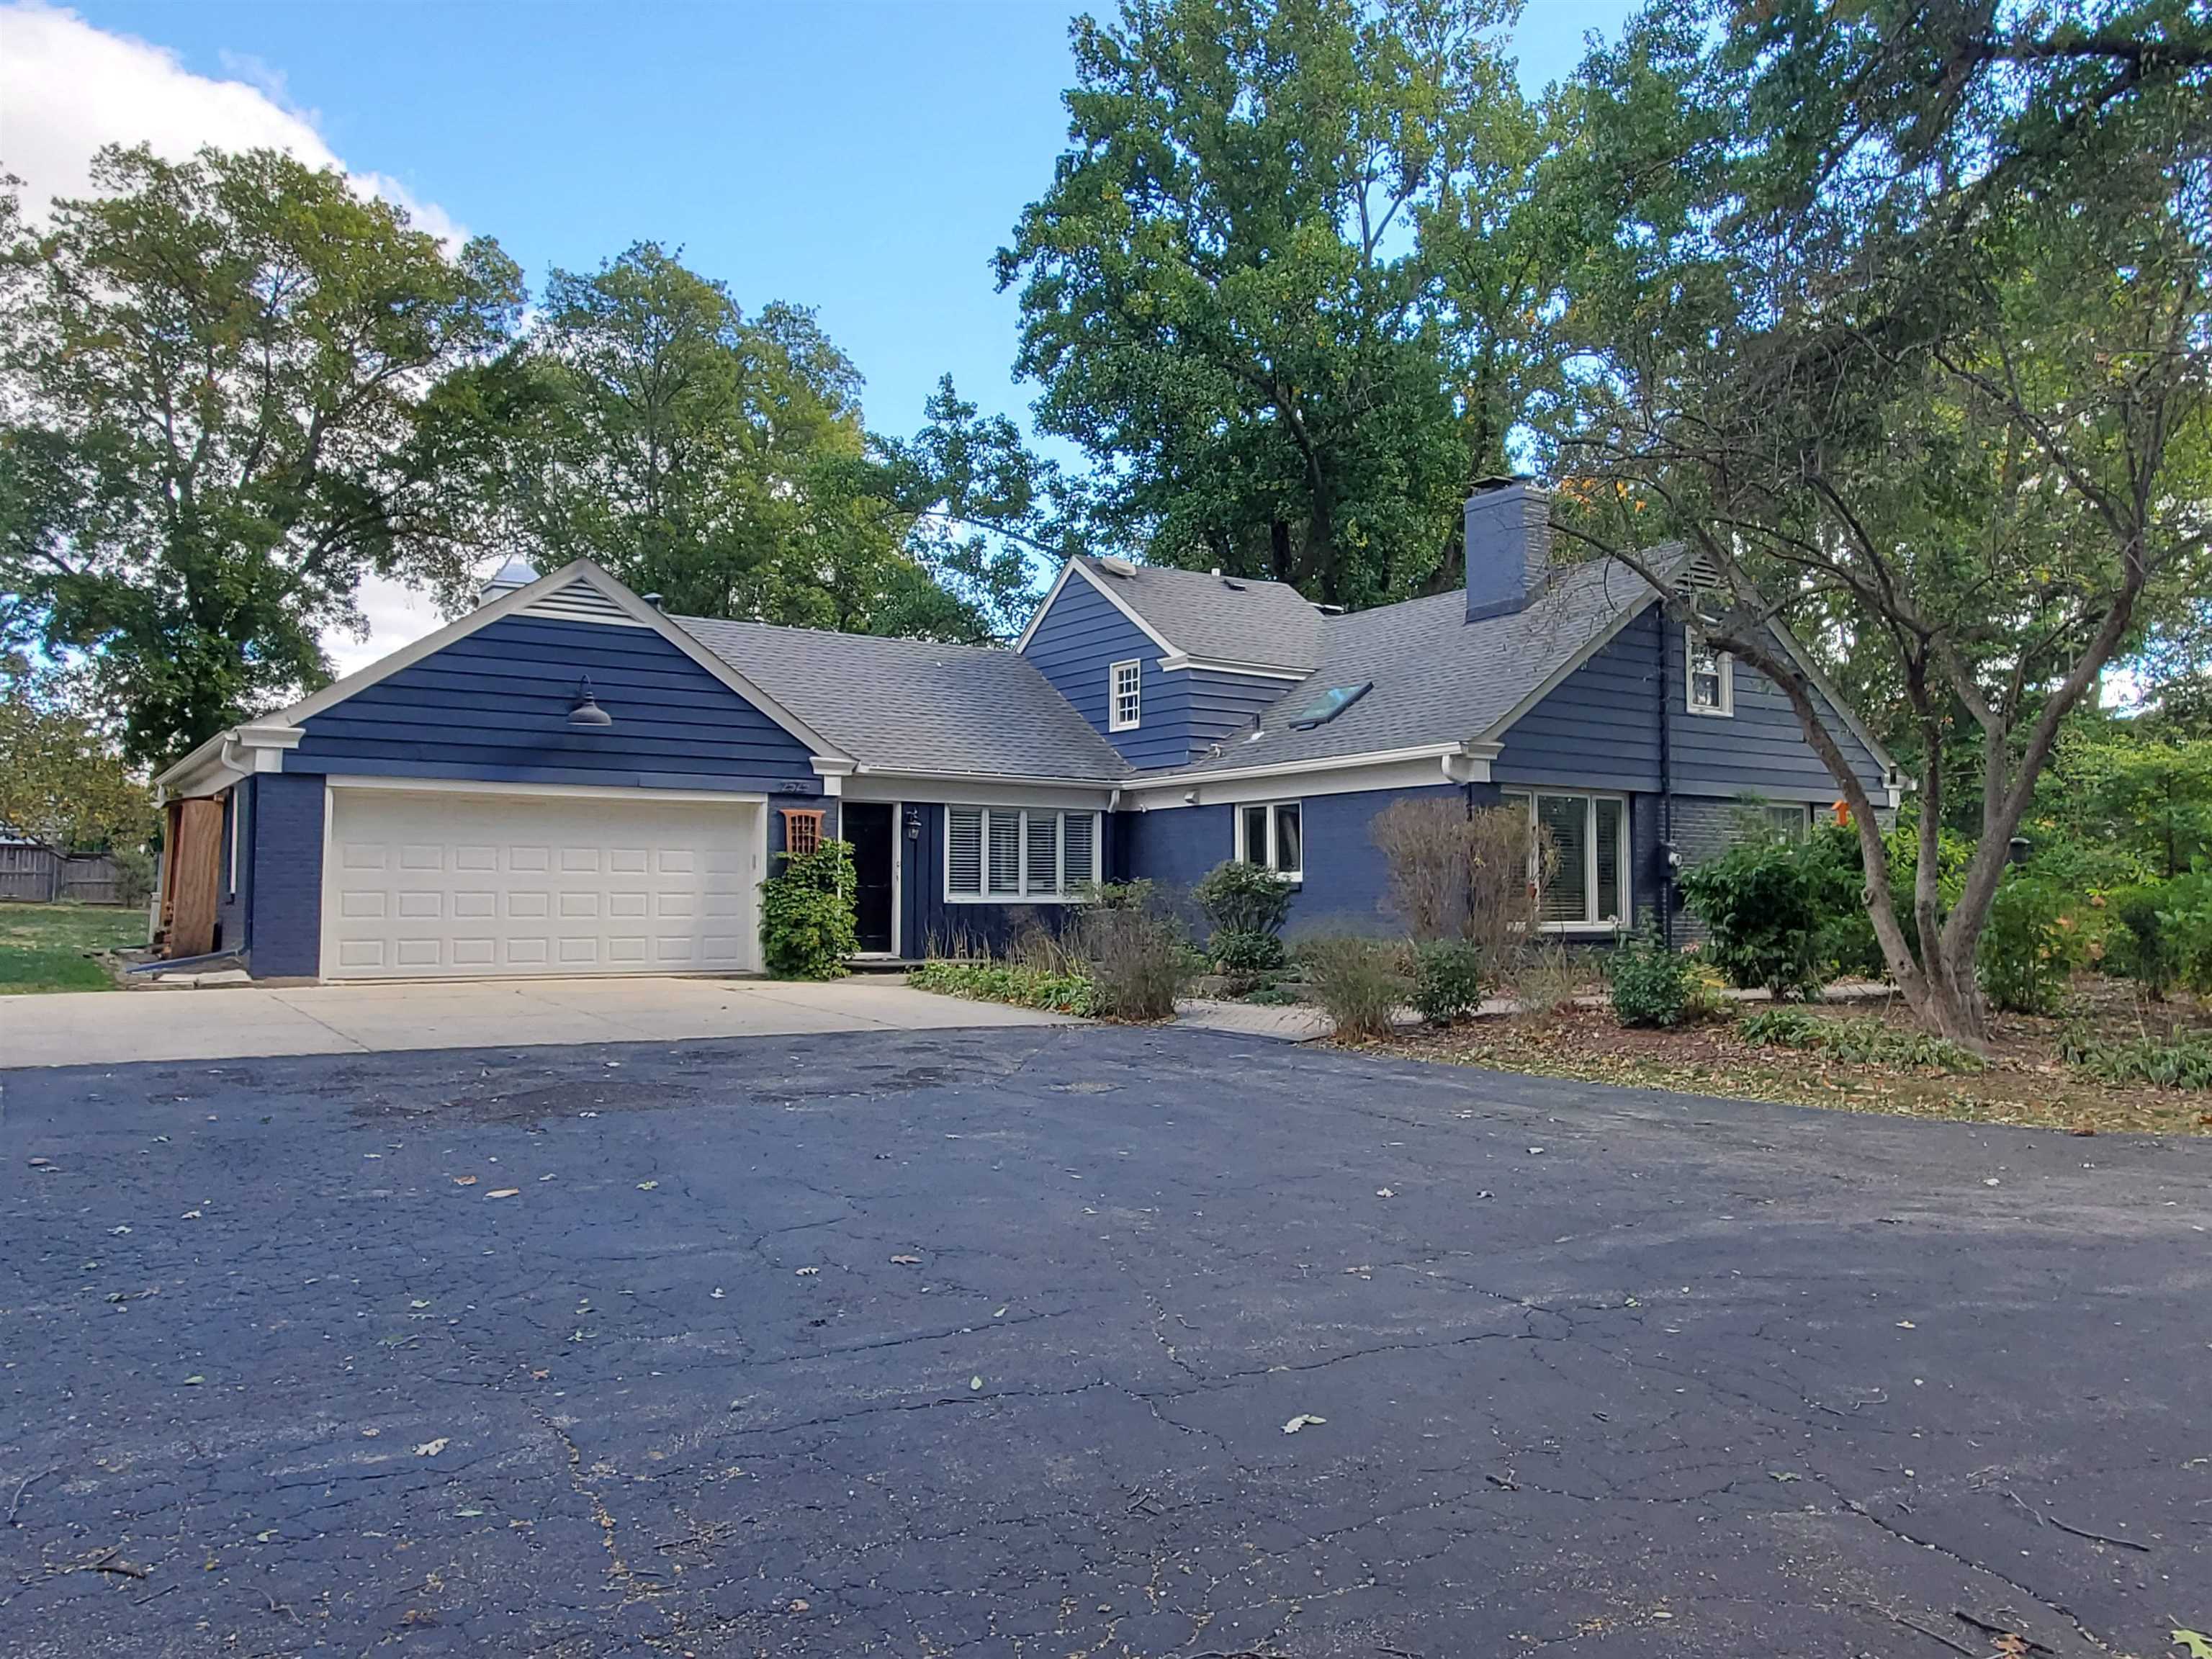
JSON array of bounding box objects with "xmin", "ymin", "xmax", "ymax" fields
[
  {"xmin": 1178, "ymin": 557, "xmax": 1670, "ymax": 776},
  {"xmin": 1021, "ymin": 557, "xmax": 1326, "ymax": 674},
  {"xmin": 675, "ymin": 616, "xmax": 1130, "ymax": 785}
]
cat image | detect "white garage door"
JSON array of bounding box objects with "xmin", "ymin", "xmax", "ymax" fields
[{"xmin": 323, "ymin": 786, "xmax": 764, "ymax": 980}]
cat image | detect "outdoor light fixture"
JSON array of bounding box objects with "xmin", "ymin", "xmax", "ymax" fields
[
  {"xmin": 567, "ymin": 675, "xmax": 613, "ymax": 728},
  {"xmin": 904, "ymin": 808, "xmax": 923, "ymax": 841},
  {"xmin": 2008, "ymin": 835, "xmax": 2033, "ymax": 867}
]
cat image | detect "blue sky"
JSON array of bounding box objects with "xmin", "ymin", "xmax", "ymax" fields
[{"xmin": 64, "ymin": 0, "xmax": 1640, "ymax": 447}]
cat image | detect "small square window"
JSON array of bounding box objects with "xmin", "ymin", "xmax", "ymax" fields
[
  {"xmin": 1109, "ymin": 660, "xmax": 1142, "ymax": 731},
  {"xmin": 1236, "ymin": 800, "xmax": 1303, "ymax": 880}
]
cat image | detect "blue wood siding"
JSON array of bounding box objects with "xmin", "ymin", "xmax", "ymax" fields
[
  {"xmin": 1021, "ymin": 575, "xmax": 1190, "ymax": 768},
  {"xmin": 1125, "ymin": 783, "xmax": 1476, "ymax": 938},
  {"xmin": 1662, "ymin": 620, "xmax": 1886, "ymax": 801},
  {"xmin": 243, "ymin": 772, "xmax": 324, "ymax": 978},
  {"xmin": 283, "ymin": 616, "xmax": 818, "ymax": 792},
  {"xmin": 1494, "ymin": 608, "xmax": 1664, "ymax": 792},
  {"xmin": 1185, "ymin": 667, "xmax": 1291, "ymax": 755}
]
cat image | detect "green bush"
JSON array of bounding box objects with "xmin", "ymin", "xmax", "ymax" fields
[
  {"xmin": 2158, "ymin": 866, "xmax": 2212, "ymax": 994},
  {"xmin": 1211, "ymin": 927, "xmax": 1287, "ymax": 975},
  {"xmin": 907, "ymin": 961, "xmax": 1095, "ymax": 1015},
  {"xmin": 1813, "ymin": 819, "xmax": 1974, "ymax": 980},
  {"xmin": 1412, "ymin": 938, "xmax": 1490, "ymax": 1025},
  {"xmin": 1978, "ymin": 876, "xmax": 2080, "ymax": 1015},
  {"xmin": 1193, "ymin": 859, "xmax": 1294, "ymax": 951},
  {"xmin": 2106, "ymin": 885, "xmax": 2178, "ymax": 996},
  {"xmin": 1297, "ymin": 935, "xmax": 1407, "ymax": 1040},
  {"xmin": 1678, "ymin": 837, "xmax": 1834, "ymax": 999},
  {"xmin": 2059, "ymin": 1026, "xmax": 2212, "ymax": 1090},
  {"xmin": 1740, "ymin": 1007, "xmax": 1984, "ymax": 1072},
  {"xmin": 1609, "ymin": 931, "xmax": 1699, "ymax": 1028},
  {"xmin": 759, "ymin": 839, "xmax": 857, "ymax": 979},
  {"xmin": 1078, "ymin": 884, "xmax": 1195, "ymax": 1020},
  {"xmin": 110, "ymin": 846, "xmax": 156, "ymax": 909}
]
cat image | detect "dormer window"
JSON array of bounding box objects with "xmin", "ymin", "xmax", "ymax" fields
[
  {"xmin": 1109, "ymin": 659, "xmax": 1141, "ymax": 730},
  {"xmin": 1686, "ymin": 629, "xmax": 1733, "ymax": 716}
]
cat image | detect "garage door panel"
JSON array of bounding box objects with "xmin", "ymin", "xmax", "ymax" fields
[{"xmin": 325, "ymin": 789, "xmax": 762, "ymax": 980}]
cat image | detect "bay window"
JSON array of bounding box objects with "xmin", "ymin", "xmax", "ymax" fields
[
  {"xmin": 945, "ymin": 806, "xmax": 1101, "ymax": 902},
  {"xmin": 1503, "ymin": 790, "xmax": 1629, "ymax": 930}
]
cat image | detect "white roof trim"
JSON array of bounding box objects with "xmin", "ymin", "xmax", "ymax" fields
[
  {"xmin": 1133, "ymin": 741, "xmax": 1491, "ymax": 792},
  {"xmin": 1155, "ymin": 651, "xmax": 1310, "ymax": 680},
  {"xmin": 1059, "ymin": 559, "xmax": 1180, "ymax": 656},
  {"xmin": 269, "ymin": 559, "xmax": 850, "ymax": 761},
  {"xmin": 1012, "ymin": 559, "xmax": 1082, "ymax": 654},
  {"xmin": 1478, "ymin": 588, "xmax": 1666, "ymax": 745}
]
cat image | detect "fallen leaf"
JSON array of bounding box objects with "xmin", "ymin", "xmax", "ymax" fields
[
  {"xmin": 414, "ymin": 1438, "xmax": 449, "ymax": 1457},
  {"xmin": 486, "ymin": 1188, "xmax": 520, "ymax": 1200},
  {"xmin": 890, "ymin": 1254, "xmax": 921, "ymax": 1266},
  {"xmin": 1375, "ymin": 1187, "xmax": 1395, "ymax": 1199},
  {"xmin": 788, "ymin": 1599, "xmax": 811, "ymax": 1613},
  {"xmin": 711, "ymin": 1287, "xmax": 724, "ymax": 1299},
  {"xmin": 453, "ymin": 1175, "xmax": 477, "ymax": 1187},
  {"xmin": 794, "ymin": 1266, "xmax": 820, "ymax": 1277},
  {"xmin": 637, "ymin": 1180, "xmax": 658, "ymax": 1191},
  {"xmin": 1281, "ymin": 1413, "xmax": 1327, "ymax": 1434},
  {"xmin": 1767, "ymin": 1470, "xmax": 1800, "ymax": 1482},
  {"xmin": 360, "ymin": 1428, "xmax": 380, "ymax": 1438},
  {"xmin": 183, "ymin": 1375, "xmax": 204, "ymax": 1385},
  {"xmin": 969, "ymin": 1375, "xmax": 983, "ymax": 1391},
  {"xmin": 2172, "ymin": 1629, "xmax": 2212, "ymax": 1659},
  {"xmin": 1895, "ymin": 1320, "xmax": 1916, "ymax": 1329}
]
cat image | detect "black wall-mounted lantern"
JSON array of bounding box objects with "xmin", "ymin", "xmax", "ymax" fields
[
  {"xmin": 2007, "ymin": 835, "xmax": 2033, "ymax": 868},
  {"xmin": 567, "ymin": 675, "xmax": 613, "ymax": 728}
]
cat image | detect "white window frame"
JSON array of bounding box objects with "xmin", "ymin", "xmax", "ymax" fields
[
  {"xmin": 943, "ymin": 806, "xmax": 1102, "ymax": 904},
  {"xmin": 1233, "ymin": 799, "xmax": 1304, "ymax": 883},
  {"xmin": 1761, "ymin": 801, "xmax": 1812, "ymax": 842},
  {"xmin": 1108, "ymin": 659, "xmax": 1142, "ymax": 732},
  {"xmin": 1502, "ymin": 788, "xmax": 1630, "ymax": 932},
  {"xmin": 1685, "ymin": 627, "xmax": 1734, "ymax": 716}
]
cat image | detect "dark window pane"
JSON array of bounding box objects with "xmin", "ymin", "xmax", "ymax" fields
[
  {"xmin": 1241, "ymin": 804, "xmax": 1269, "ymax": 866},
  {"xmin": 1538, "ymin": 794, "xmax": 1588, "ymax": 923},
  {"xmin": 1273, "ymin": 803, "xmax": 1302, "ymax": 873},
  {"xmin": 1595, "ymin": 798, "xmax": 1623, "ymax": 922}
]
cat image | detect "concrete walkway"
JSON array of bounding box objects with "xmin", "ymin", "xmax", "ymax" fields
[{"xmin": 0, "ymin": 975, "xmax": 1069, "ymax": 1068}]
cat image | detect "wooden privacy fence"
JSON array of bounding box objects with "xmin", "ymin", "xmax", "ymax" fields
[{"xmin": 0, "ymin": 845, "xmax": 129, "ymax": 905}]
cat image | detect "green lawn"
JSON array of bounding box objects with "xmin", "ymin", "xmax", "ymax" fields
[{"xmin": 0, "ymin": 902, "xmax": 145, "ymax": 994}]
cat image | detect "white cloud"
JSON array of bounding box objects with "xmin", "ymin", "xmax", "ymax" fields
[{"xmin": 1, "ymin": 0, "xmax": 477, "ymax": 669}]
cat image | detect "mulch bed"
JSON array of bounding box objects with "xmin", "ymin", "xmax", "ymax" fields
[{"xmin": 1354, "ymin": 985, "xmax": 2212, "ymax": 1138}]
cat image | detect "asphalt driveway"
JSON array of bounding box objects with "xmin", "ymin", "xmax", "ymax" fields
[{"xmin": 3, "ymin": 1027, "xmax": 2206, "ymax": 1657}]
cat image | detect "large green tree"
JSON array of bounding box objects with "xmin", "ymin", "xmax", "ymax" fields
[
  {"xmin": 0, "ymin": 651, "xmax": 155, "ymax": 853},
  {"xmin": 0, "ymin": 145, "xmax": 525, "ymax": 766},
  {"xmin": 499, "ymin": 245, "xmax": 1061, "ymax": 642},
  {"xmin": 1553, "ymin": 0, "xmax": 2210, "ymax": 1040},
  {"xmin": 999, "ymin": 0, "xmax": 1562, "ymax": 608}
]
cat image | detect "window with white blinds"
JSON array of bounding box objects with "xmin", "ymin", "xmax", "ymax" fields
[{"xmin": 944, "ymin": 806, "xmax": 1102, "ymax": 902}]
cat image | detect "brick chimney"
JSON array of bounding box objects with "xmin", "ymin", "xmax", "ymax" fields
[{"xmin": 1464, "ymin": 479, "xmax": 1551, "ymax": 622}]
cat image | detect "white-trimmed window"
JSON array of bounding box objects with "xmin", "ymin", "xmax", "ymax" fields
[
  {"xmin": 1686, "ymin": 629, "xmax": 1733, "ymax": 716},
  {"xmin": 945, "ymin": 806, "xmax": 1101, "ymax": 902},
  {"xmin": 1235, "ymin": 800, "xmax": 1303, "ymax": 881},
  {"xmin": 1503, "ymin": 790, "xmax": 1628, "ymax": 930},
  {"xmin": 1761, "ymin": 802, "xmax": 1811, "ymax": 842},
  {"xmin": 1109, "ymin": 659, "xmax": 1142, "ymax": 731}
]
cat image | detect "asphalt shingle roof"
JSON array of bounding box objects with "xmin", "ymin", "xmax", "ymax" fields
[
  {"xmin": 1076, "ymin": 559, "xmax": 1325, "ymax": 671},
  {"xmin": 673, "ymin": 616, "xmax": 1130, "ymax": 783},
  {"xmin": 1181, "ymin": 556, "xmax": 1668, "ymax": 775}
]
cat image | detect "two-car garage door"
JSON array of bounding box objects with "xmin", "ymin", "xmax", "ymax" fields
[{"xmin": 323, "ymin": 786, "xmax": 764, "ymax": 980}]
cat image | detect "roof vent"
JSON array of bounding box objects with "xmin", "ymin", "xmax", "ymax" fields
[
  {"xmin": 1220, "ymin": 576, "xmax": 1246, "ymax": 591},
  {"xmin": 1096, "ymin": 555, "xmax": 1138, "ymax": 578}
]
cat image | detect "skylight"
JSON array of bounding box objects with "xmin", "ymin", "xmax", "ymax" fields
[{"xmin": 1287, "ymin": 682, "xmax": 1372, "ymax": 729}]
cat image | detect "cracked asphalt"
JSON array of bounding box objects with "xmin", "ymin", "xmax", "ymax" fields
[{"xmin": 2, "ymin": 1024, "xmax": 2208, "ymax": 1658}]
